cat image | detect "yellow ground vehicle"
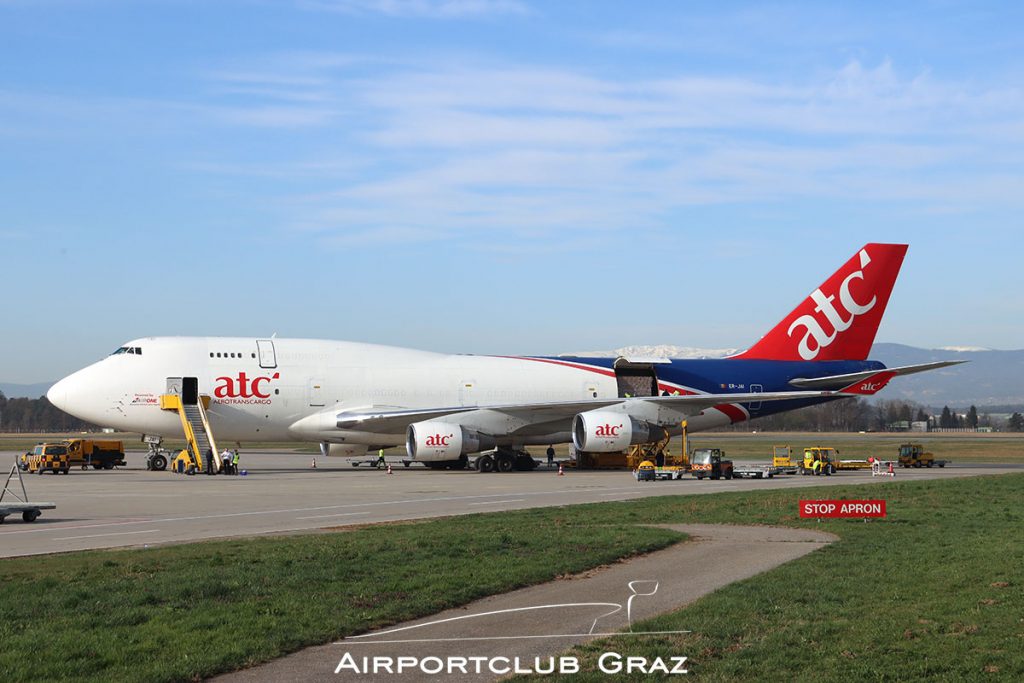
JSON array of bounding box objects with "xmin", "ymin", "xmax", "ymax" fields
[
  {"xmin": 25, "ymin": 444, "xmax": 71, "ymax": 474},
  {"xmin": 64, "ymin": 439, "xmax": 125, "ymax": 470},
  {"xmin": 772, "ymin": 445, "xmax": 800, "ymax": 474},
  {"xmin": 801, "ymin": 446, "xmax": 872, "ymax": 474},
  {"xmin": 26, "ymin": 439, "xmax": 125, "ymax": 471},
  {"xmin": 801, "ymin": 447, "xmax": 836, "ymax": 475},
  {"xmin": 898, "ymin": 443, "xmax": 947, "ymax": 468},
  {"xmin": 636, "ymin": 460, "xmax": 657, "ymax": 481}
]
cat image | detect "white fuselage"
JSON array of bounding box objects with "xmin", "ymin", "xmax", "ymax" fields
[{"xmin": 49, "ymin": 337, "xmax": 727, "ymax": 448}]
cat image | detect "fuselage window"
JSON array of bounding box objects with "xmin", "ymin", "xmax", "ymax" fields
[{"xmin": 217, "ymin": 353, "xmax": 222, "ymax": 358}]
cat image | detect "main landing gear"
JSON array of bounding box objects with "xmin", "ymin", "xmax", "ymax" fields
[{"xmin": 475, "ymin": 448, "xmax": 538, "ymax": 473}]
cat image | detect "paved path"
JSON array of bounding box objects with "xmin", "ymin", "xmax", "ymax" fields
[{"xmin": 216, "ymin": 524, "xmax": 837, "ymax": 682}]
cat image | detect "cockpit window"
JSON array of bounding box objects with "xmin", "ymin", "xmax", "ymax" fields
[
  {"xmin": 112, "ymin": 347, "xmax": 129, "ymax": 355},
  {"xmin": 111, "ymin": 346, "xmax": 142, "ymax": 356}
]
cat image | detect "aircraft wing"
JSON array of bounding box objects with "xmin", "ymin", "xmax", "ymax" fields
[
  {"xmin": 323, "ymin": 389, "xmax": 844, "ymax": 436},
  {"xmin": 787, "ymin": 361, "xmax": 966, "ymax": 392}
]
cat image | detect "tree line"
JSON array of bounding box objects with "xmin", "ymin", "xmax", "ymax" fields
[{"xmin": 0, "ymin": 391, "xmax": 96, "ymax": 432}]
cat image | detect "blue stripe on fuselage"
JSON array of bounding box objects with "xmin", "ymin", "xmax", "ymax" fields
[{"xmin": 542, "ymin": 357, "xmax": 885, "ymax": 420}]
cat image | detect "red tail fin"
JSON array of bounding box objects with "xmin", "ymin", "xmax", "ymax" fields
[{"xmin": 734, "ymin": 243, "xmax": 908, "ymax": 361}]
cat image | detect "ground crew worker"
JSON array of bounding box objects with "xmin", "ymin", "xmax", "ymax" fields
[
  {"xmin": 655, "ymin": 450, "xmax": 665, "ymax": 468},
  {"xmin": 205, "ymin": 447, "xmax": 215, "ymax": 475},
  {"xmin": 221, "ymin": 448, "xmax": 233, "ymax": 474},
  {"xmin": 546, "ymin": 445, "xmax": 555, "ymax": 468},
  {"xmin": 232, "ymin": 449, "xmax": 240, "ymax": 474},
  {"xmin": 377, "ymin": 449, "xmax": 386, "ymax": 469},
  {"xmin": 812, "ymin": 457, "xmax": 822, "ymax": 475}
]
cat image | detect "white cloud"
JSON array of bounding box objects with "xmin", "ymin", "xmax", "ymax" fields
[
  {"xmin": 9, "ymin": 53, "xmax": 1021, "ymax": 248},
  {"xmin": 296, "ymin": 0, "xmax": 529, "ymax": 18},
  {"xmin": 254, "ymin": 56, "xmax": 1023, "ymax": 248}
]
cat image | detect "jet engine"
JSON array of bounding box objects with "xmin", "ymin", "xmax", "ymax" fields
[
  {"xmin": 406, "ymin": 421, "xmax": 496, "ymax": 461},
  {"xmin": 572, "ymin": 410, "xmax": 653, "ymax": 452}
]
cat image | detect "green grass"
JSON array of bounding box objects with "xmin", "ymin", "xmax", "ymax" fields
[
  {"xmin": 0, "ymin": 513, "xmax": 681, "ymax": 682},
  {"xmin": 516, "ymin": 473, "xmax": 1024, "ymax": 681},
  {"xmin": 3, "ymin": 472, "xmax": 1023, "ymax": 681}
]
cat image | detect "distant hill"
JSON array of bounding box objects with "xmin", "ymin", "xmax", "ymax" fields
[
  {"xmin": 0, "ymin": 381, "xmax": 54, "ymax": 400},
  {"xmin": 869, "ymin": 343, "xmax": 1024, "ymax": 410}
]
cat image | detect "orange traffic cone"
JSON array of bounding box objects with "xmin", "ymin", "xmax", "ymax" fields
[
  {"xmin": 311, "ymin": 458, "xmax": 317, "ymax": 469},
  {"xmin": 558, "ymin": 464, "xmax": 564, "ymax": 476},
  {"xmin": 387, "ymin": 464, "xmax": 393, "ymax": 475}
]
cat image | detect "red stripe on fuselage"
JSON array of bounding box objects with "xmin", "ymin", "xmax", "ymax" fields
[
  {"xmin": 494, "ymin": 356, "xmax": 616, "ymax": 378},
  {"xmin": 714, "ymin": 403, "xmax": 748, "ymax": 423}
]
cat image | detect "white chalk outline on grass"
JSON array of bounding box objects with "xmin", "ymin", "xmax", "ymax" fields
[{"xmin": 339, "ymin": 580, "xmax": 690, "ymax": 644}]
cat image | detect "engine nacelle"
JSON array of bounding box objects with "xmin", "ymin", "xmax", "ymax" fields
[
  {"xmin": 406, "ymin": 421, "xmax": 495, "ymax": 461},
  {"xmin": 320, "ymin": 443, "xmax": 368, "ymax": 458},
  {"xmin": 572, "ymin": 411, "xmax": 653, "ymax": 452}
]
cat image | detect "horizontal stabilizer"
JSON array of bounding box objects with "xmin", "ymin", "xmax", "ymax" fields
[{"xmin": 788, "ymin": 360, "xmax": 966, "ymax": 392}]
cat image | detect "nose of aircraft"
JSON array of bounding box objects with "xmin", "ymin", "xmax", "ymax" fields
[
  {"xmin": 47, "ymin": 361, "xmax": 123, "ymax": 427},
  {"xmin": 47, "ymin": 370, "xmax": 87, "ymax": 416},
  {"xmin": 47, "ymin": 376, "xmax": 68, "ymax": 411}
]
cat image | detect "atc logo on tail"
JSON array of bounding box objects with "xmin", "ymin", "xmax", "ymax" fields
[{"xmin": 735, "ymin": 243, "xmax": 907, "ymax": 362}]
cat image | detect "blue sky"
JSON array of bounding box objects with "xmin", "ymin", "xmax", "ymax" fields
[{"xmin": 2, "ymin": 0, "xmax": 1022, "ymax": 383}]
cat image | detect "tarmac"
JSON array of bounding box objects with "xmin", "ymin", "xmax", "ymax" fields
[
  {"xmin": 0, "ymin": 449, "xmax": 1018, "ymax": 559},
  {"xmin": 216, "ymin": 523, "xmax": 838, "ymax": 682}
]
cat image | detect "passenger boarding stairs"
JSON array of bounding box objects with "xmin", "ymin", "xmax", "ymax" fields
[{"xmin": 160, "ymin": 393, "xmax": 222, "ymax": 474}]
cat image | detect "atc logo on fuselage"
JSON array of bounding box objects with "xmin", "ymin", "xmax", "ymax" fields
[{"xmin": 214, "ymin": 371, "xmax": 280, "ymax": 405}]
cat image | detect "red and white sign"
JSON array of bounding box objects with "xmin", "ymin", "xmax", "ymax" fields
[{"xmin": 799, "ymin": 499, "xmax": 887, "ymax": 518}]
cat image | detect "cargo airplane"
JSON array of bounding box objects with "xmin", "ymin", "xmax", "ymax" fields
[{"xmin": 48, "ymin": 243, "xmax": 959, "ymax": 472}]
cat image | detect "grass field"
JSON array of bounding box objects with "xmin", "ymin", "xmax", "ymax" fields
[
  {"xmin": 0, "ymin": 513, "xmax": 680, "ymax": 682},
  {"xmin": 2, "ymin": 472, "xmax": 1023, "ymax": 681},
  {"xmin": 518, "ymin": 473, "xmax": 1024, "ymax": 681}
]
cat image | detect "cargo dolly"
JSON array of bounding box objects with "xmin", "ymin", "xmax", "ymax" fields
[{"xmin": 0, "ymin": 463, "xmax": 56, "ymax": 524}]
